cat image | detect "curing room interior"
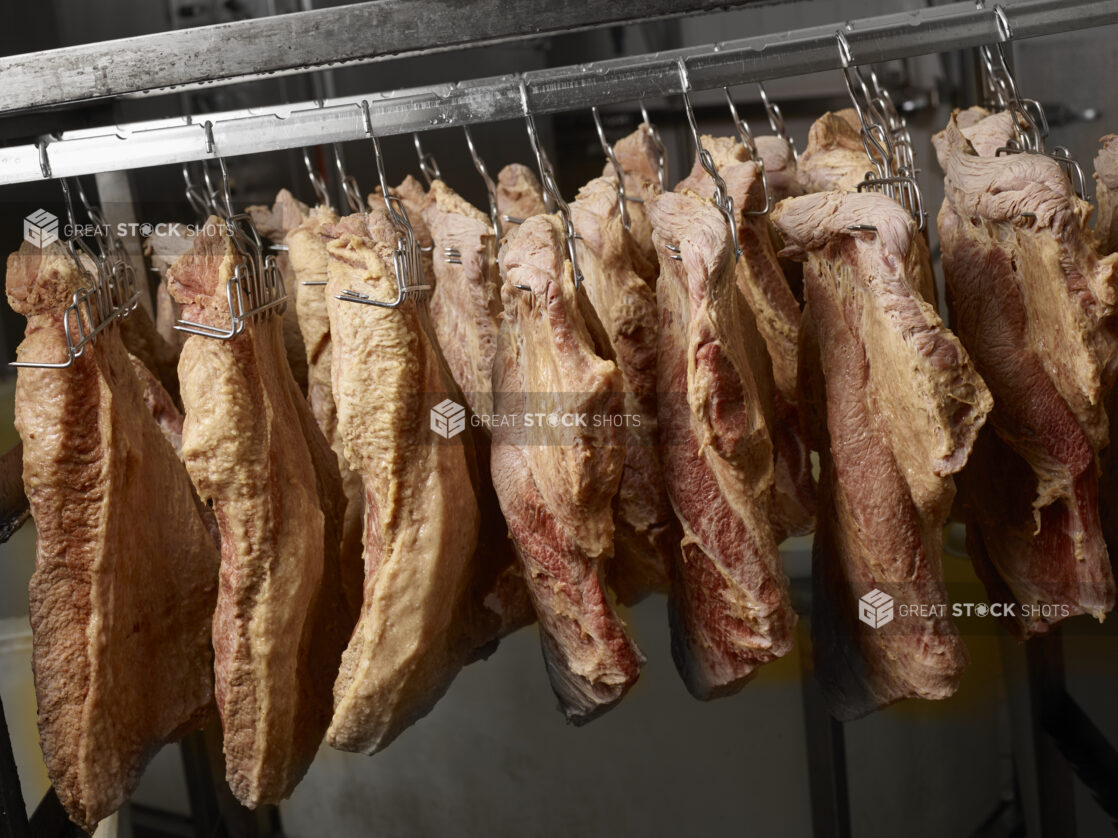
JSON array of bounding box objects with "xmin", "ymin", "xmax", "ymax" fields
[{"xmin": 1, "ymin": 1, "xmax": 1117, "ymax": 836}]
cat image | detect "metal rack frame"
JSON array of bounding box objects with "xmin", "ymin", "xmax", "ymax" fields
[
  {"xmin": 2, "ymin": 0, "xmax": 1118, "ymax": 836},
  {"xmin": 0, "ymin": 0, "xmax": 779, "ymax": 114},
  {"xmin": 3, "ymin": 0, "xmax": 1118, "ymax": 186}
]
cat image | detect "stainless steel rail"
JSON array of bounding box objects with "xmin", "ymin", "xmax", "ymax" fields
[
  {"xmin": 0, "ymin": 0, "xmax": 774, "ymax": 115},
  {"xmin": 1, "ymin": 0, "xmax": 1115, "ymax": 186}
]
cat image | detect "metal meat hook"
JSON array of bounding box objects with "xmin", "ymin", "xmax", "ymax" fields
[
  {"xmin": 174, "ymin": 123, "xmax": 288, "ymax": 339},
  {"xmin": 335, "ymin": 100, "xmax": 431, "ymax": 309},
  {"xmin": 412, "ymin": 133, "xmax": 443, "ymax": 187},
  {"xmin": 722, "ymin": 87, "xmax": 774, "ymax": 217},
  {"xmin": 757, "ymin": 83, "xmax": 796, "ymax": 161},
  {"xmin": 462, "ymin": 125, "xmax": 502, "ymax": 241},
  {"xmin": 639, "ymin": 101, "xmax": 669, "ymax": 190},
  {"xmin": 590, "ymin": 105, "xmax": 636, "ymax": 232},
  {"xmin": 676, "ymin": 57, "xmax": 741, "ymax": 262},
  {"xmin": 518, "ymin": 78, "xmax": 584, "ymax": 291}
]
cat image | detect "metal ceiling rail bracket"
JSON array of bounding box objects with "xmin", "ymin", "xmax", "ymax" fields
[
  {"xmin": 1, "ymin": 0, "xmax": 1116, "ymax": 186},
  {"xmin": 0, "ymin": 0, "xmax": 778, "ymax": 114}
]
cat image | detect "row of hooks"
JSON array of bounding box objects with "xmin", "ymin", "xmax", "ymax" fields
[
  {"xmin": 973, "ymin": 0, "xmax": 1087, "ymax": 198},
  {"xmin": 292, "ymin": 81, "xmax": 686, "ymax": 300},
  {"xmin": 836, "ymin": 27, "xmax": 927, "ymax": 232},
  {"xmin": 19, "ymin": 6, "xmax": 1090, "ymax": 355},
  {"xmin": 15, "ymin": 35, "xmax": 928, "ymax": 359}
]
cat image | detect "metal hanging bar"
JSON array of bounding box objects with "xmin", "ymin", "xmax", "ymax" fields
[
  {"xmin": 2, "ymin": 0, "xmax": 1117, "ymax": 186},
  {"xmin": 0, "ymin": 0, "xmax": 779, "ymax": 114}
]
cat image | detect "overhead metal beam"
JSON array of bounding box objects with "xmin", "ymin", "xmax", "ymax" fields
[
  {"xmin": 2, "ymin": 0, "xmax": 1117, "ymax": 185},
  {"xmin": 0, "ymin": 0, "xmax": 775, "ymax": 115}
]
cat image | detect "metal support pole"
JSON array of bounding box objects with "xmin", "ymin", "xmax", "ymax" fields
[
  {"xmin": 999, "ymin": 630, "xmax": 1078, "ymax": 837},
  {"xmin": 0, "ymin": 696, "xmax": 28, "ymax": 838},
  {"xmin": 798, "ymin": 622, "xmax": 852, "ymax": 838}
]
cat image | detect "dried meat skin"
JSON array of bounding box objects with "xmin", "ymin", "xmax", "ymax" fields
[
  {"xmin": 496, "ymin": 164, "xmax": 547, "ymax": 232},
  {"xmin": 168, "ymin": 218, "xmax": 358, "ymax": 806},
  {"xmin": 961, "ymin": 427, "xmax": 1112, "ymax": 634},
  {"xmin": 324, "ymin": 208, "xmax": 483, "ymax": 754},
  {"xmin": 798, "ymin": 110, "xmax": 872, "ymax": 194},
  {"xmin": 772, "ymin": 190, "xmax": 988, "ymax": 719},
  {"xmin": 1093, "ymin": 136, "xmax": 1118, "ymax": 573},
  {"xmin": 570, "ymin": 176, "xmax": 675, "ymax": 604},
  {"xmin": 945, "ymin": 238, "xmax": 1111, "ymax": 634},
  {"xmin": 1095, "ymin": 134, "xmax": 1118, "ymax": 255},
  {"xmin": 9, "ymin": 242, "xmax": 219, "ymax": 833},
  {"xmin": 146, "ymin": 225, "xmax": 194, "ymax": 352},
  {"xmin": 119, "ymin": 305, "xmax": 181, "ymax": 405},
  {"xmin": 606, "ymin": 123, "xmax": 664, "ymax": 268},
  {"xmin": 424, "ymin": 180, "xmax": 503, "ymax": 421},
  {"xmin": 936, "ymin": 111, "xmax": 1118, "ymax": 635},
  {"xmin": 422, "ymin": 181, "xmax": 535, "ymax": 638},
  {"xmin": 128, "ymin": 353, "xmax": 223, "ymax": 547},
  {"xmin": 287, "ymin": 205, "xmax": 365, "ymax": 588},
  {"xmin": 676, "ymin": 135, "xmax": 815, "ymax": 539},
  {"xmin": 492, "ymin": 213, "xmax": 643, "ymax": 721},
  {"xmin": 650, "ymin": 190, "xmax": 795, "ymax": 698}
]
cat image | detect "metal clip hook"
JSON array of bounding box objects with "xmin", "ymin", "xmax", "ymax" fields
[
  {"xmin": 60, "ymin": 177, "xmax": 112, "ymax": 316},
  {"xmin": 723, "ymin": 88, "xmax": 774, "ymax": 216},
  {"xmin": 591, "ymin": 106, "xmax": 634, "ymax": 231},
  {"xmin": 463, "ymin": 125, "xmax": 503, "ymax": 241},
  {"xmin": 336, "ymin": 101, "xmax": 431, "ymax": 308},
  {"xmin": 519, "ymin": 79, "xmax": 584, "ymax": 290},
  {"xmin": 182, "ymin": 162, "xmax": 211, "ymax": 222},
  {"xmin": 197, "ymin": 121, "xmax": 235, "ymax": 220},
  {"xmin": 37, "ymin": 137, "xmax": 52, "ymax": 179},
  {"xmin": 835, "ymin": 30, "xmax": 927, "ymax": 231},
  {"xmin": 639, "ymin": 101, "xmax": 669, "ymax": 190},
  {"xmin": 302, "ymin": 148, "xmax": 332, "ymax": 210},
  {"xmin": 13, "ymin": 167, "xmax": 141, "ymax": 368},
  {"xmin": 413, "ymin": 133, "xmax": 442, "ymax": 187},
  {"xmin": 976, "ymin": 4, "xmax": 1086, "ymax": 197},
  {"xmin": 757, "ymin": 83, "xmax": 796, "ymax": 160},
  {"xmin": 977, "ymin": 4, "xmax": 1044, "ymax": 153},
  {"xmin": 175, "ymin": 126, "xmax": 287, "ymax": 339},
  {"xmin": 299, "ymin": 99, "xmax": 334, "ymax": 211},
  {"xmin": 677, "ymin": 58, "xmax": 741, "ymax": 261},
  {"xmin": 836, "ymin": 29, "xmax": 893, "ymax": 180},
  {"xmin": 332, "ymin": 143, "xmax": 364, "ymax": 213}
]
